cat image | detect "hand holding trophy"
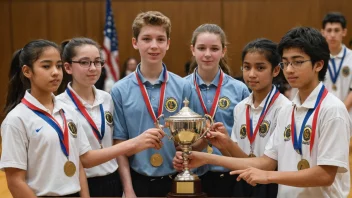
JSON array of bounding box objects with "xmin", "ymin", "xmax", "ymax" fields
[{"xmin": 159, "ymin": 98, "xmax": 213, "ymax": 198}]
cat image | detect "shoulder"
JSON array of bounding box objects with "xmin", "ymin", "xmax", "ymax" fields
[
  {"xmin": 321, "ymin": 93, "xmax": 350, "ymax": 119},
  {"xmin": 111, "ymin": 75, "xmax": 135, "ymax": 95},
  {"xmin": 276, "ymin": 94, "xmax": 292, "ymax": 106},
  {"xmin": 224, "ymin": 74, "xmax": 248, "ymax": 90},
  {"xmin": 96, "ymin": 89, "xmax": 113, "ymax": 101}
]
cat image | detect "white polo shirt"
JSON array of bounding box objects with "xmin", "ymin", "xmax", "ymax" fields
[
  {"xmin": 0, "ymin": 91, "xmax": 91, "ymax": 196},
  {"xmin": 56, "ymin": 83, "xmax": 118, "ymax": 178},
  {"xmin": 324, "ymin": 45, "xmax": 352, "ymax": 115},
  {"xmin": 231, "ymin": 86, "xmax": 291, "ymax": 157},
  {"xmin": 264, "ymin": 82, "xmax": 351, "ymax": 198}
]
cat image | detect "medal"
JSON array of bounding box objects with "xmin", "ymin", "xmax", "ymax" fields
[
  {"xmin": 297, "ymin": 159, "xmax": 310, "ymax": 170},
  {"xmin": 248, "ymin": 153, "xmax": 256, "ymax": 157},
  {"xmin": 207, "ymin": 145, "xmax": 213, "ymax": 154},
  {"xmin": 66, "ymin": 88, "xmax": 106, "ymax": 149},
  {"xmin": 64, "ymin": 160, "xmax": 76, "ymax": 177},
  {"xmin": 150, "ymin": 153, "xmax": 163, "ymax": 167},
  {"xmin": 328, "ymin": 48, "xmax": 346, "ymax": 90}
]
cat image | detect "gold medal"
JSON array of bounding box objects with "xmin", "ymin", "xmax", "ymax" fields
[
  {"xmin": 100, "ymin": 143, "xmax": 103, "ymax": 149},
  {"xmin": 64, "ymin": 161, "xmax": 76, "ymax": 177},
  {"xmin": 207, "ymin": 145, "xmax": 213, "ymax": 154},
  {"xmin": 150, "ymin": 153, "xmax": 163, "ymax": 167},
  {"xmin": 248, "ymin": 153, "xmax": 256, "ymax": 157},
  {"xmin": 332, "ymin": 84, "xmax": 337, "ymax": 91},
  {"xmin": 297, "ymin": 159, "xmax": 310, "ymax": 170}
]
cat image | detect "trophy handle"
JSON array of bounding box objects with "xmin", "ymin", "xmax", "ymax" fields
[
  {"xmin": 156, "ymin": 115, "xmax": 174, "ymax": 140},
  {"xmin": 196, "ymin": 114, "xmax": 214, "ymax": 141}
]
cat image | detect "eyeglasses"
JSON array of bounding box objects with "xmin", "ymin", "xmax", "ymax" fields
[
  {"xmin": 278, "ymin": 60, "xmax": 311, "ymax": 70},
  {"xmin": 70, "ymin": 60, "xmax": 105, "ymax": 68}
]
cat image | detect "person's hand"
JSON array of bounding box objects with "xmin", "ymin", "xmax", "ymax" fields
[
  {"xmin": 134, "ymin": 128, "xmax": 165, "ymax": 151},
  {"xmin": 230, "ymin": 167, "xmax": 270, "ymax": 186},
  {"xmin": 205, "ymin": 122, "xmax": 231, "ymax": 150},
  {"xmin": 173, "ymin": 151, "xmax": 184, "ymax": 171},
  {"xmin": 187, "ymin": 151, "xmax": 208, "ymax": 169}
]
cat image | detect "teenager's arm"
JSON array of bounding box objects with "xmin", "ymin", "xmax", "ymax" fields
[
  {"xmin": 343, "ymin": 91, "xmax": 352, "ymax": 111},
  {"xmin": 80, "ymin": 129, "xmax": 164, "ymax": 168},
  {"xmin": 78, "ymin": 161, "xmax": 90, "ymax": 198},
  {"xmin": 115, "ymin": 140, "xmax": 137, "ymax": 198},
  {"xmin": 233, "ymin": 165, "xmax": 337, "ymax": 187},
  {"xmin": 5, "ymin": 168, "xmax": 37, "ymax": 198}
]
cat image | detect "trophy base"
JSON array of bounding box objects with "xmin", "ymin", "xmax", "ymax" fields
[{"xmin": 167, "ymin": 180, "xmax": 207, "ymax": 198}]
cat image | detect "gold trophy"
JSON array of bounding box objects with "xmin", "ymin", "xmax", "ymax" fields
[{"xmin": 160, "ymin": 98, "xmax": 213, "ymax": 198}]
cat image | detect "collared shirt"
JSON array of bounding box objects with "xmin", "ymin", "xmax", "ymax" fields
[
  {"xmin": 0, "ymin": 91, "xmax": 91, "ymax": 196},
  {"xmin": 112, "ymin": 64, "xmax": 192, "ymax": 176},
  {"xmin": 231, "ymin": 86, "xmax": 291, "ymax": 157},
  {"xmin": 264, "ymin": 82, "xmax": 351, "ymax": 198},
  {"xmin": 186, "ymin": 69, "xmax": 250, "ymax": 174},
  {"xmin": 324, "ymin": 45, "xmax": 352, "ymax": 114},
  {"xmin": 56, "ymin": 83, "xmax": 118, "ymax": 178}
]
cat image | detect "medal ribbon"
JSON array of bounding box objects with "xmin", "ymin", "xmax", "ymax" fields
[
  {"xmin": 328, "ymin": 47, "xmax": 346, "ymax": 85},
  {"xmin": 65, "ymin": 88, "xmax": 105, "ymax": 143},
  {"xmin": 22, "ymin": 98, "xmax": 69, "ymax": 157},
  {"xmin": 135, "ymin": 68, "xmax": 168, "ymax": 123},
  {"xmin": 291, "ymin": 85, "xmax": 328, "ymax": 155},
  {"xmin": 193, "ymin": 69, "xmax": 224, "ymax": 118},
  {"xmin": 246, "ymin": 86, "xmax": 280, "ymax": 145}
]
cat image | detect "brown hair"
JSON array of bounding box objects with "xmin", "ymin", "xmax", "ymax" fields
[
  {"xmin": 132, "ymin": 11, "xmax": 171, "ymax": 39},
  {"xmin": 189, "ymin": 24, "xmax": 231, "ymax": 75}
]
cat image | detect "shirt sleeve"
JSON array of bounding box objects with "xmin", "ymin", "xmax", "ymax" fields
[
  {"xmin": 230, "ymin": 105, "xmax": 239, "ymax": 142},
  {"xmin": 76, "ymin": 117, "xmax": 91, "ymax": 156},
  {"xmin": 0, "ymin": 118, "xmax": 28, "ymax": 170},
  {"xmin": 111, "ymin": 86, "xmax": 129, "ymax": 140},
  {"xmin": 264, "ymin": 111, "xmax": 281, "ymax": 161}
]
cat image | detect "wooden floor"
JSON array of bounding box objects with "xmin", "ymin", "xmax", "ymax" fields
[{"xmin": 0, "ymin": 159, "xmax": 352, "ymax": 198}]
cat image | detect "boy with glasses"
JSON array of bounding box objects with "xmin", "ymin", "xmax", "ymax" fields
[
  {"xmin": 321, "ymin": 12, "xmax": 352, "ymax": 115},
  {"xmin": 174, "ymin": 27, "xmax": 351, "ymax": 197}
]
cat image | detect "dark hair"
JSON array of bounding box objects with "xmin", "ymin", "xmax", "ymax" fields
[
  {"xmin": 57, "ymin": 37, "xmax": 102, "ymax": 94},
  {"xmin": 189, "ymin": 24, "xmax": 231, "ymax": 75},
  {"xmin": 322, "ymin": 12, "xmax": 347, "ymax": 29},
  {"xmin": 241, "ymin": 38, "xmax": 285, "ymax": 88},
  {"xmin": 121, "ymin": 57, "xmax": 138, "ymax": 78},
  {"xmin": 4, "ymin": 40, "xmax": 59, "ymax": 115},
  {"xmin": 278, "ymin": 27, "xmax": 329, "ymax": 81}
]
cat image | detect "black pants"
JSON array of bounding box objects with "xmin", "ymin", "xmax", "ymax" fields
[
  {"xmin": 87, "ymin": 169, "xmax": 123, "ymax": 197},
  {"xmin": 130, "ymin": 168, "xmax": 176, "ymax": 197},
  {"xmin": 232, "ymin": 174, "xmax": 278, "ymax": 198},
  {"xmin": 40, "ymin": 192, "xmax": 80, "ymax": 197},
  {"xmin": 200, "ymin": 171, "xmax": 237, "ymax": 197}
]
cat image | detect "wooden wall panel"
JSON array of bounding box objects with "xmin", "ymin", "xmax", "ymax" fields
[
  {"xmin": 11, "ymin": 1, "xmax": 48, "ymax": 49},
  {"xmin": 85, "ymin": 1, "xmax": 105, "ymax": 44},
  {"xmin": 223, "ymin": 0, "xmax": 321, "ymax": 76},
  {"xmin": 47, "ymin": 1, "xmax": 85, "ymax": 44}
]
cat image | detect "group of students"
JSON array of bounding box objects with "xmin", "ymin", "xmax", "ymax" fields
[{"xmin": 0, "ymin": 10, "xmax": 351, "ymax": 198}]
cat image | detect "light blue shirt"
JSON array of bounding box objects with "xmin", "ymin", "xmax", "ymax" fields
[
  {"xmin": 186, "ymin": 69, "xmax": 249, "ymax": 174},
  {"xmin": 112, "ymin": 64, "xmax": 192, "ymax": 176}
]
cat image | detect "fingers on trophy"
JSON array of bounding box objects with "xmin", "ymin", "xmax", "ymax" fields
[{"xmin": 163, "ymin": 98, "xmax": 213, "ymax": 197}]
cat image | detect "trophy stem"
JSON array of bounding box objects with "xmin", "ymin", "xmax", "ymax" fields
[{"xmin": 181, "ymin": 144, "xmax": 191, "ymax": 171}]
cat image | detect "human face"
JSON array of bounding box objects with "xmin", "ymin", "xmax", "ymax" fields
[
  {"xmin": 65, "ymin": 44, "xmax": 102, "ymax": 87},
  {"xmin": 132, "ymin": 25, "xmax": 170, "ymax": 66},
  {"xmin": 127, "ymin": 59, "xmax": 137, "ymax": 71},
  {"xmin": 191, "ymin": 32, "xmax": 226, "ymax": 73},
  {"xmin": 281, "ymin": 48, "xmax": 322, "ymax": 90},
  {"xmin": 242, "ymin": 51, "xmax": 279, "ymax": 92},
  {"xmin": 23, "ymin": 47, "xmax": 63, "ymax": 93},
  {"xmin": 321, "ymin": 23, "xmax": 347, "ymax": 50}
]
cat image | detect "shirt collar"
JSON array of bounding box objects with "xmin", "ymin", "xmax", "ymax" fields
[
  {"xmin": 133, "ymin": 63, "xmax": 167, "ymax": 85},
  {"xmin": 245, "ymin": 86, "xmax": 276, "ymax": 109},
  {"xmin": 292, "ymin": 82, "xmax": 323, "ymax": 109},
  {"xmin": 195, "ymin": 67, "xmax": 221, "ymax": 87},
  {"xmin": 67, "ymin": 82, "xmax": 103, "ymax": 106},
  {"xmin": 330, "ymin": 45, "xmax": 346, "ymax": 59},
  {"xmin": 24, "ymin": 90, "xmax": 60, "ymax": 114}
]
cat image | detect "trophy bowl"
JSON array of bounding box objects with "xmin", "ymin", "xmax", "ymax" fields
[{"xmin": 163, "ymin": 98, "xmax": 213, "ymax": 197}]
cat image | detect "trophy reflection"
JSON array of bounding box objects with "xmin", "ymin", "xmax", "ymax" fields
[{"xmin": 163, "ymin": 98, "xmax": 213, "ymax": 198}]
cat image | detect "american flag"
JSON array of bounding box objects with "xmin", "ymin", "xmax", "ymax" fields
[{"xmin": 102, "ymin": 0, "xmax": 119, "ymax": 91}]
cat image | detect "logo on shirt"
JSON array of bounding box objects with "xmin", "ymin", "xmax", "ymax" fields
[
  {"xmin": 259, "ymin": 120, "xmax": 270, "ymax": 137},
  {"xmin": 218, "ymin": 96, "xmax": 231, "ymax": 110},
  {"xmin": 35, "ymin": 126, "xmax": 43, "ymax": 133},
  {"xmin": 342, "ymin": 66, "xmax": 350, "ymax": 77},
  {"xmin": 302, "ymin": 125, "xmax": 311, "ymax": 145},
  {"xmin": 165, "ymin": 97, "xmax": 178, "ymax": 112},
  {"xmin": 240, "ymin": 124, "xmax": 247, "ymax": 139},
  {"xmin": 67, "ymin": 120, "xmax": 77, "ymax": 138},
  {"xmin": 284, "ymin": 125, "xmax": 291, "ymax": 141},
  {"xmin": 105, "ymin": 111, "xmax": 113, "ymax": 126}
]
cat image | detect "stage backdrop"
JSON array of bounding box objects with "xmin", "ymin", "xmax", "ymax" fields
[{"xmin": 0, "ymin": 0, "xmax": 351, "ymax": 122}]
